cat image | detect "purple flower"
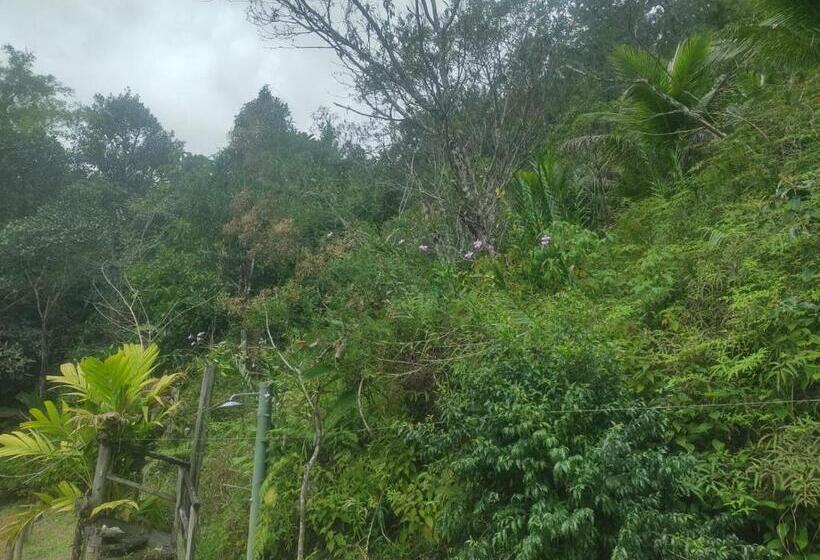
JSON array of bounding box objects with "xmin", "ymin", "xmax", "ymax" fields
[
  {"xmin": 471, "ymin": 239, "xmax": 484, "ymax": 250},
  {"xmin": 463, "ymin": 250, "xmax": 475, "ymax": 261},
  {"xmin": 419, "ymin": 244, "xmax": 430, "ymax": 253},
  {"xmin": 540, "ymin": 234, "xmax": 552, "ymax": 247}
]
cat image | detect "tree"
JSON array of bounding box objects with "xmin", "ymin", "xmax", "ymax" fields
[
  {"xmin": 221, "ymin": 189, "xmax": 301, "ymax": 296},
  {"xmin": 0, "ymin": 180, "xmax": 124, "ymax": 398},
  {"xmin": 219, "ymin": 85, "xmax": 306, "ymax": 189},
  {"xmin": 74, "ymin": 90, "xmax": 183, "ymax": 195},
  {"xmin": 0, "ymin": 45, "xmax": 71, "ymax": 224},
  {"xmin": 417, "ymin": 332, "xmax": 774, "ymax": 559},
  {"xmin": 248, "ymin": 0, "xmax": 569, "ymax": 245},
  {"xmin": 729, "ymin": 0, "xmax": 820, "ymax": 69},
  {"xmin": 560, "ymin": 33, "xmax": 728, "ymax": 205},
  {"xmin": 610, "ymin": 33, "xmax": 726, "ymax": 143},
  {"xmin": 564, "ymin": 0, "xmax": 738, "ymax": 72}
]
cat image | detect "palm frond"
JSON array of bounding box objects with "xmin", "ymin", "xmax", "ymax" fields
[
  {"xmin": 47, "ymin": 362, "xmax": 89, "ymax": 399},
  {"xmin": 33, "ymin": 480, "xmax": 83, "ymax": 511},
  {"xmin": 21, "ymin": 401, "xmax": 73, "ymax": 439},
  {"xmin": 0, "ymin": 430, "xmax": 56, "ymax": 460},
  {"xmin": 667, "ymin": 33, "xmax": 713, "ymax": 101},
  {"xmin": 0, "ymin": 481, "xmax": 81, "ymax": 548},
  {"xmin": 64, "ymin": 343, "xmax": 162, "ymax": 415},
  {"xmin": 143, "ymin": 373, "xmax": 182, "ymax": 406},
  {"xmin": 611, "ymin": 45, "xmax": 669, "ymax": 89},
  {"xmin": 90, "ymin": 499, "xmax": 138, "ymax": 519},
  {"xmin": 726, "ymin": 0, "xmax": 820, "ymax": 68},
  {"xmin": 757, "ymin": 0, "xmax": 820, "ymax": 32}
]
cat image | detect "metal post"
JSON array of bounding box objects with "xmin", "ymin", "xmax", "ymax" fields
[{"xmin": 246, "ymin": 382, "xmax": 272, "ymax": 560}]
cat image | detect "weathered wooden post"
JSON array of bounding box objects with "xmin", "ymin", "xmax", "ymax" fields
[
  {"xmin": 189, "ymin": 364, "xmax": 214, "ymax": 489},
  {"xmin": 174, "ymin": 364, "xmax": 214, "ymax": 560},
  {"xmin": 82, "ymin": 440, "xmax": 113, "ymax": 560}
]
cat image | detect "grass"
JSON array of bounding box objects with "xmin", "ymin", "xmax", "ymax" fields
[{"xmin": 0, "ymin": 503, "xmax": 75, "ymax": 560}]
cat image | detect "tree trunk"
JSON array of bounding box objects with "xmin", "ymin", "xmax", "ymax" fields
[
  {"xmin": 10, "ymin": 529, "xmax": 25, "ymax": 560},
  {"xmin": 82, "ymin": 526, "xmax": 103, "ymax": 560},
  {"xmin": 71, "ymin": 442, "xmax": 112, "ymax": 560},
  {"xmin": 37, "ymin": 316, "xmax": 48, "ymax": 399},
  {"xmin": 70, "ymin": 512, "xmax": 86, "ymax": 560},
  {"xmin": 296, "ymin": 427, "xmax": 322, "ymax": 560}
]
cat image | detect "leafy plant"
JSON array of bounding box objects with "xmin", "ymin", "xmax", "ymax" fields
[{"xmin": 0, "ymin": 343, "xmax": 180, "ymax": 555}]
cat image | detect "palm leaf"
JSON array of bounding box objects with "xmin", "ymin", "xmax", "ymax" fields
[
  {"xmin": 0, "ymin": 430, "xmax": 56, "ymax": 460},
  {"xmin": 667, "ymin": 33, "xmax": 713, "ymax": 101},
  {"xmin": 90, "ymin": 498, "xmax": 138, "ymax": 519},
  {"xmin": 757, "ymin": 0, "xmax": 820, "ymax": 31},
  {"xmin": 47, "ymin": 362, "xmax": 88, "ymax": 398},
  {"xmin": 73, "ymin": 343, "xmax": 161, "ymax": 415},
  {"xmin": 21, "ymin": 400, "xmax": 73, "ymax": 439},
  {"xmin": 611, "ymin": 45, "xmax": 669, "ymax": 89},
  {"xmin": 0, "ymin": 481, "xmax": 81, "ymax": 547},
  {"xmin": 33, "ymin": 480, "xmax": 83, "ymax": 511}
]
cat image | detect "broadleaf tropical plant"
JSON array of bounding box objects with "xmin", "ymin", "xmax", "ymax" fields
[
  {"xmin": 47, "ymin": 342, "xmax": 180, "ymax": 431},
  {"xmin": 0, "ymin": 343, "xmax": 180, "ymax": 555}
]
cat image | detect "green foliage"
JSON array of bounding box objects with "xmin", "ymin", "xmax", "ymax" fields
[
  {"xmin": 0, "ymin": 44, "xmax": 70, "ymax": 224},
  {"xmin": 396, "ymin": 312, "xmax": 773, "ymax": 559},
  {"xmin": 511, "ymin": 151, "xmax": 582, "ymax": 231},
  {"xmin": 0, "ymin": 344, "xmax": 179, "ymax": 550},
  {"xmin": 124, "ymin": 246, "xmax": 225, "ymax": 350},
  {"xmin": 244, "ymin": 65, "xmax": 818, "ymax": 559},
  {"xmin": 74, "ymin": 89, "xmax": 183, "ymax": 195},
  {"xmin": 2, "ymin": 3, "xmax": 818, "ymax": 558},
  {"xmin": 728, "ymin": 0, "xmax": 820, "ymax": 69}
]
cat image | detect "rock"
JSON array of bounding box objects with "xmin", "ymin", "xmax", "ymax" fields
[{"xmin": 100, "ymin": 524, "xmax": 127, "ymax": 540}]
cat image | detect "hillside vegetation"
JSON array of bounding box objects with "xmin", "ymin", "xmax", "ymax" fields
[{"xmin": 1, "ymin": 1, "xmax": 818, "ymax": 559}]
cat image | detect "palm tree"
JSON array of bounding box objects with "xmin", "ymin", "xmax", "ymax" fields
[
  {"xmin": 730, "ymin": 0, "xmax": 820, "ymax": 68},
  {"xmin": 610, "ymin": 33, "xmax": 726, "ymax": 143},
  {"xmin": 511, "ymin": 151, "xmax": 581, "ymax": 231},
  {"xmin": 0, "ymin": 343, "xmax": 180, "ymax": 559},
  {"xmin": 563, "ymin": 33, "xmax": 728, "ymax": 203}
]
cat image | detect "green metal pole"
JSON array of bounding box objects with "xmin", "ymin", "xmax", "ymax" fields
[{"xmin": 247, "ymin": 381, "xmax": 271, "ymax": 560}]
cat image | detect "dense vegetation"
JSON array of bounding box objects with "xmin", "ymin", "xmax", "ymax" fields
[{"xmin": 1, "ymin": 0, "xmax": 817, "ymax": 558}]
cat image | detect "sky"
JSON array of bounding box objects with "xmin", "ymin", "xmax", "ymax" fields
[{"xmin": 0, "ymin": 0, "xmax": 352, "ymax": 155}]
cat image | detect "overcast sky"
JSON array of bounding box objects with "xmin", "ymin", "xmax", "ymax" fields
[{"xmin": 1, "ymin": 0, "xmax": 352, "ymax": 155}]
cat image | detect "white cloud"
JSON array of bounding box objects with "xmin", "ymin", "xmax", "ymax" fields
[{"xmin": 0, "ymin": 0, "xmax": 352, "ymax": 154}]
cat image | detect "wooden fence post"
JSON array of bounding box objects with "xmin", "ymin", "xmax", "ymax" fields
[
  {"xmin": 189, "ymin": 364, "xmax": 214, "ymax": 489},
  {"xmin": 178, "ymin": 363, "xmax": 214, "ymax": 560}
]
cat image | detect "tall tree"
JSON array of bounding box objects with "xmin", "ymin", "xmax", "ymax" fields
[
  {"xmin": 248, "ymin": 0, "xmax": 569, "ymax": 245},
  {"xmin": 0, "ymin": 45, "xmax": 71, "ymax": 225},
  {"xmin": 73, "ymin": 90, "xmax": 183, "ymax": 195},
  {"xmin": 220, "ymin": 85, "xmax": 304, "ymax": 189},
  {"xmin": 0, "ymin": 180, "xmax": 124, "ymax": 398}
]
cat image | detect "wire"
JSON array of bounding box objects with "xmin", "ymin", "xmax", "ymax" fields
[{"xmin": 115, "ymin": 397, "xmax": 819, "ymax": 442}]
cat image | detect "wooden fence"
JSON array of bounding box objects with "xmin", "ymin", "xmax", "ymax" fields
[{"xmin": 85, "ymin": 364, "xmax": 214, "ymax": 560}]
